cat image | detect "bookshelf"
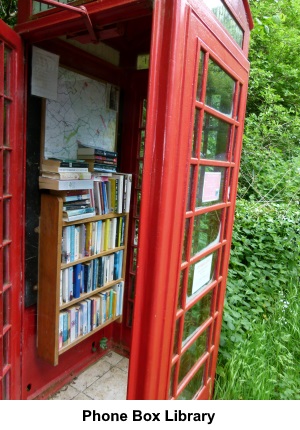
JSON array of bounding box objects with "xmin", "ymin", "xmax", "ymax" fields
[{"xmin": 37, "ymin": 193, "xmax": 129, "ymax": 366}]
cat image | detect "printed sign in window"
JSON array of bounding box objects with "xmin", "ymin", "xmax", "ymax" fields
[
  {"xmin": 192, "ymin": 254, "xmax": 213, "ymax": 295},
  {"xmin": 202, "ymin": 172, "xmax": 222, "ymax": 203}
]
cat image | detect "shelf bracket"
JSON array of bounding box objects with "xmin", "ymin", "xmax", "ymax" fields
[{"xmin": 37, "ymin": 0, "xmax": 98, "ymax": 43}]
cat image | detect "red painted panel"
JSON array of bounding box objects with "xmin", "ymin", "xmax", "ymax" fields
[{"xmin": 0, "ymin": 19, "xmax": 24, "ymax": 400}]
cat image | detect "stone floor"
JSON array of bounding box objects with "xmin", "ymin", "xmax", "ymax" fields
[{"xmin": 49, "ymin": 351, "xmax": 128, "ymax": 400}]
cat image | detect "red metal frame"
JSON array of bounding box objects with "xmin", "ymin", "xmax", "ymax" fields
[
  {"xmin": 0, "ymin": 20, "xmax": 25, "ymax": 400},
  {"xmin": 128, "ymin": 0, "xmax": 251, "ymax": 399}
]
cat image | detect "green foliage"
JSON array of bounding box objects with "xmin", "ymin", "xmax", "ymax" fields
[
  {"xmin": 0, "ymin": 0, "xmax": 18, "ymax": 27},
  {"xmin": 99, "ymin": 337, "xmax": 108, "ymax": 350},
  {"xmin": 214, "ymin": 281, "xmax": 300, "ymax": 400},
  {"xmin": 215, "ymin": 201, "xmax": 300, "ymax": 399}
]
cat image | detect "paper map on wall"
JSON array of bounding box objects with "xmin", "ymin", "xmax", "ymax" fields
[{"xmin": 44, "ymin": 67, "xmax": 118, "ymax": 160}]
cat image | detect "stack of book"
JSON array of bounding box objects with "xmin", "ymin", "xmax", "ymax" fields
[
  {"xmin": 39, "ymin": 158, "xmax": 96, "ymax": 221},
  {"xmin": 77, "ymin": 145, "xmax": 118, "ymax": 174},
  {"xmin": 39, "ymin": 158, "xmax": 94, "ymax": 190},
  {"xmin": 52, "ymin": 189, "xmax": 96, "ymax": 222}
]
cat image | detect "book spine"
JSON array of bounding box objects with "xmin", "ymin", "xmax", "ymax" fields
[{"xmin": 68, "ymin": 266, "xmax": 74, "ymax": 301}]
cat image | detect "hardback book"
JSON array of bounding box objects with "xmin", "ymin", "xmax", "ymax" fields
[
  {"xmin": 82, "ymin": 262, "xmax": 92, "ymax": 293},
  {"xmin": 80, "ymin": 301, "xmax": 88, "ymax": 336},
  {"xmin": 59, "ymin": 313, "xmax": 63, "ymax": 349},
  {"xmin": 78, "ymin": 155, "xmax": 117, "ymax": 164},
  {"xmin": 43, "ymin": 158, "xmax": 89, "ymax": 168},
  {"xmin": 61, "ymin": 268, "xmax": 69, "ymax": 303},
  {"xmin": 41, "ymin": 171, "xmax": 92, "ymax": 180},
  {"xmin": 68, "ymin": 306, "xmax": 76, "ymax": 343},
  {"xmin": 62, "ymin": 225, "xmax": 71, "ymax": 264},
  {"xmin": 111, "ymin": 174, "xmax": 124, "ymax": 213},
  {"xmin": 62, "ymin": 311, "xmax": 69, "ymax": 347},
  {"xmin": 86, "ymin": 298, "xmax": 92, "ymax": 333},
  {"xmin": 123, "ymin": 173, "xmax": 132, "ymax": 213},
  {"xmin": 41, "ymin": 164, "xmax": 89, "ymax": 173},
  {"xmin": 86, "ymin": 161, "xmax": 117, "ymax": 173},
  {"xmin": 63, "ymin": 200, "xmax": 91, "ymax": 211},
  {"xmin": 39, "ymin": 177, "xmax": 94, "ymax": 191},
  {"xmin": 73, "ymin": 263, "xmax": 82, "ymax": 299},
  {"xmin": 63, "ymin": 212, "xmax": 96, "ymax": 223},
  {"xmin": 77, "ymin": 146, "xmax": 118, "ymax": 159},
  {"xmin": 50, "ymin": 189, "xmax": 91, "ymax": 200},
  {"xmin": 68, "ymin": 266, "xmax": 74, "ymax": 301},
  {"xmin": 69, "ymin": 225, "xmax": 75, "ymax": 262},
  {"xmin": 99, "ymin": 291, "xmax": 107, "ymax": 322}
]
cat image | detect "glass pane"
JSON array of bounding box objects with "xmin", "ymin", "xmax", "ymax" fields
[
  {"xmin": 192, "ymin": 109, "xmax": 201, "ymax": 158},
  {"xmin": 182, "ymin": 218, "xmax": 190, "ymax": 262},
  {"xmin": 196, "ymin": 51, "xmax": 205, "ymax": 102},
  {"xmin": 186, "ymin": 165, "xmax": 195, "ymax": 211},
  {"xmin": 196, "ymin": 166, "xmax": 226, "ymax": 208},
  {"xmin": 201, "ymin": 113, "xmax": 231, "ymax": 161},
  {"xmin": 187, "ymin": 252, "xmax": 217, "ymax": 298},
  {"xmin": 192, "ymin": 210, "xmax": 221, "ymax": 256},
  {"xmin": 141, "ymin": 99, "xmax": 147, "ymax": 127},
  {"xmin": 173, "ymin": 318, "xmax": 181, "ymax": 356},
  {"xmin": 139, "ymin": 130, "xmax": 145, "ymax": 158},
  {"xmin": 182, "ymin": 291, "xmax": 213, "ymax": 344},
  {"xmin": 127, "ymin": 301, "xmax": 134, "ymax": 327},
  {"xmin": 177, "ymin": 269, "xmax": 185, "ymax": 310},
  {"xmin": 203, "ymin": 0, "xmax": 244, "ymax": 47},
  {"xmin": 133, "ymin": 219, "xmax": 139, "ymax": 246},
  {"xmin": 129, "ymin": 275, "xmax": 135, "ymax": 299},
  {"xmin": 136, "ymin": 191, "xmax": 141, "ymax": 217},
  {"xmin": 177, "ymin": 364, "xmax": 205, "ymax": 400},
  {"xmin": 206, "ymin": 59, "xmax": 235, "ymax": 116},
  {"xmin": 137, "ymin": 161, "xmax": 143, "ymax": 187},
  {"xmin": 178, "ymin": 328, "xmax": 209, "ymax": 383},
  {"xmin": 4, "ymin": 47, "xmax": 12, "ymax": 97},
  {"xmin": 132, "ymin": 247, "xmax": 137, "ymax": 272},
  {"xmin": 3, "ymin": 100, "xmax": 10, "ymax": 147}
]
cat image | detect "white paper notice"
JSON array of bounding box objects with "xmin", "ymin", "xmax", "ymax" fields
[
  {"xmin": 202, "ymin": 171, "xmax": 222, "ymax": 203},
  {"xmin": 192, "ymin": 254, "xmax": 213, "ymax": 295},
  {"xmin": 31, "ymin": 46, "xmax": 59, "ymax": 100}
]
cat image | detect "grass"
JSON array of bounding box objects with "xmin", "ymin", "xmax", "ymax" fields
[{"xmin": 213, "ymin": 282, "xmax": 300, "ymax": 400}]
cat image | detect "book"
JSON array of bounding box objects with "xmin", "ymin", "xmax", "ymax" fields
[
  {"xmin": 50, "ymin": 190, "xmax": 90, "ymax": 200},
  {"xmin": 123, "ymin": 173, "xmax": 132, "ymax": 213},
  {"xmin": 68, "ymin": 306, "xmax": 76, "ymax": 343},
  {"xmin": 63, "ymin": 211, "xmax": 96, "ymax": 223},
  {"xmin": 59, "ymin": 313, "xmax": 64, "ymax": 349},
  {"xmin": 77, "ymin": 146, "xmax": 118, "ymax": 159},
  {"xmin": 40, "ymin": 171, "xmax": 92, "ymax": 180},
  {"xmin": 43, "ymin": 158, "xmax": 89, "ymax": 168},
  {"xmin": 68, "ymin": 266, "xmax": 74, "ymax": 301},
  {"xmin": 79, "ymin": 155, "xmax": 117, "ymax": 163},
  {"xmin": 41, "ymin": 164, "xmax": 89, "ymax": 173},
  {"xmin": 80, "ymin": 301, "xmax": 88, "ymax": 335},
  {"xmin": 73, "ymin": 264, "xmax": 82, "ymax": 299},
  {"xmin": 62, "ymin": 226, "xmax": 71, "ymax": 263},
  {"xmin": 111, "ymin": 174, "xmax": 124, "ymax": 213},
  {"xmin": 61, "ymin": 268, "xmax": 69, "ymax": 303},
  {"xmin": 61, "ymin": 311, "xmax": 69, "ymax": 347},
  {"xmin": 39, "ymin": 177, "xmax": 94, "ymax": 191}
]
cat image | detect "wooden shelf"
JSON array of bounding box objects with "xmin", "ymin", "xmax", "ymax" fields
[{"xmin": 37, "ymin": 193, "xmax": 129, "ymax": 366}]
